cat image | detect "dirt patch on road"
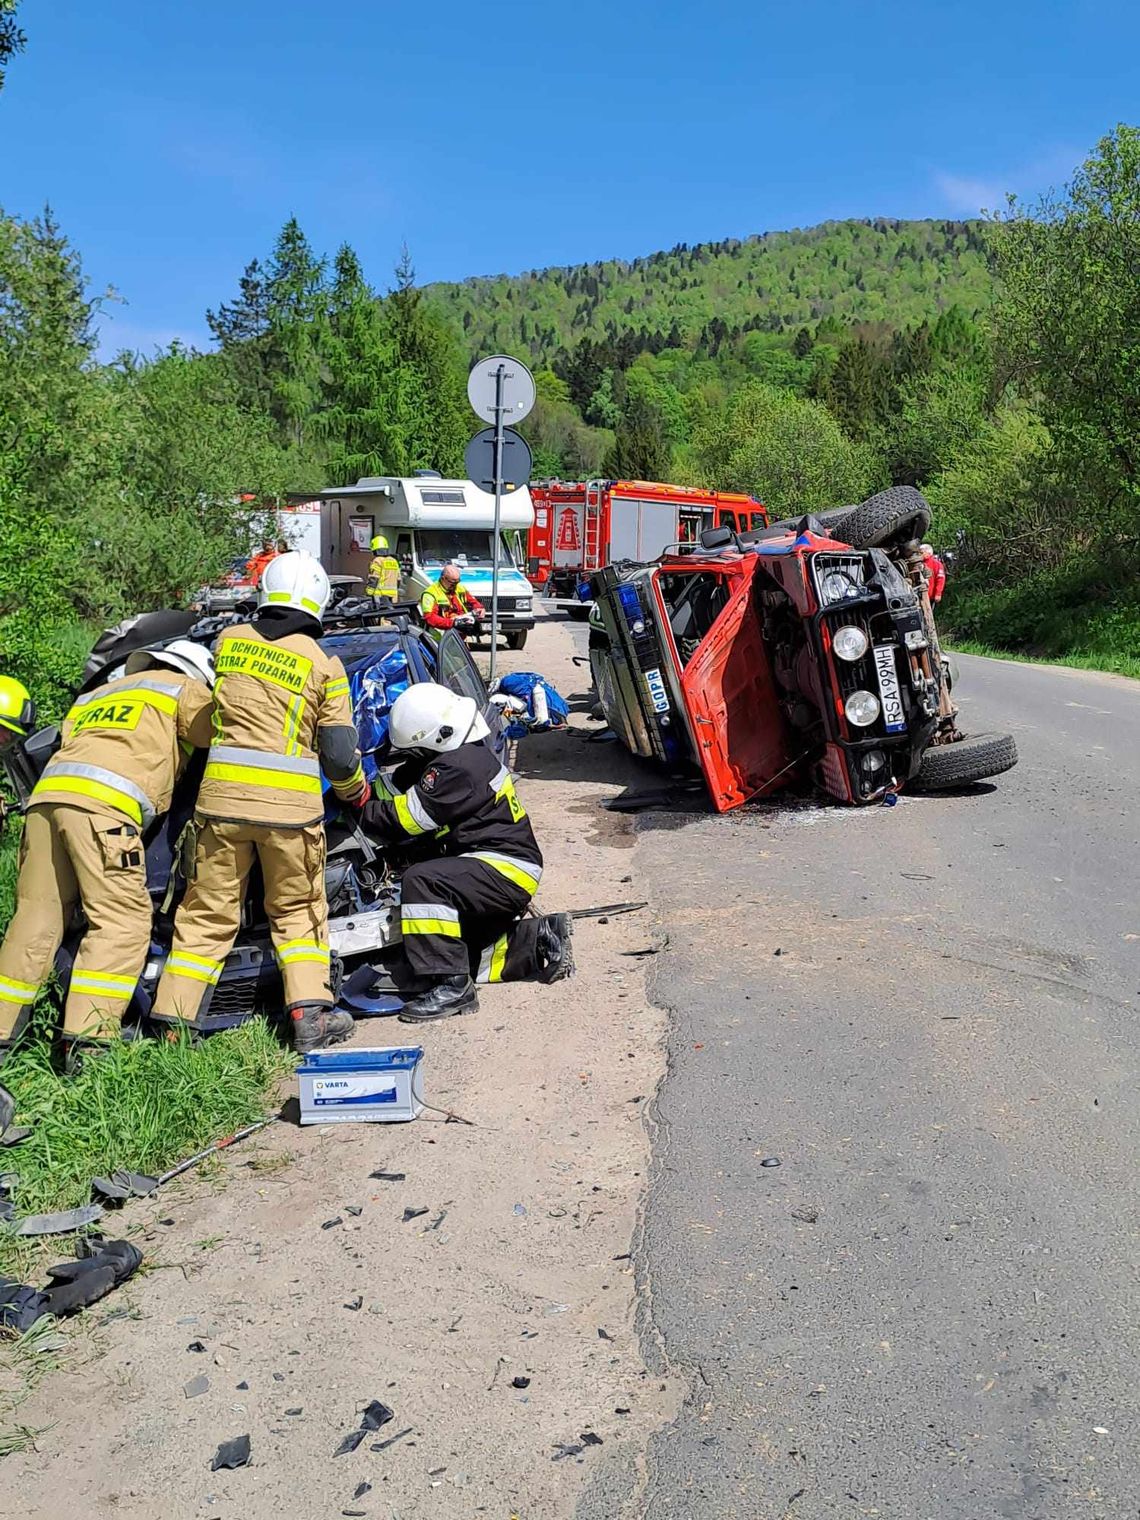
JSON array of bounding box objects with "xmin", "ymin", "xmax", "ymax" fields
[{"xmin": 2, "ymin": 614, "xmax": 681, "ymax": 1520}]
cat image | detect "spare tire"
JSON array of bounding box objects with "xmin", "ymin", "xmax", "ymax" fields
[
  {"xmin": 759, "ymin": 506, "xmax": 854, "ymax": 536},
  {"xmin": 914, "ymin": 732, "xmax": 1018, "ymax": 790},
  {"xmin": 832, "ymin": 486, "xmax": 932, "ymax": 549}
]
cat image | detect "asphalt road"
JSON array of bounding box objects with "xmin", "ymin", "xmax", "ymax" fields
[{"xmin": 573, "ymin": 643, "xmax": 1140, "ymax": 1519}]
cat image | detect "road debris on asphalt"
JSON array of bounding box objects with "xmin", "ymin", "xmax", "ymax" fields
[{"xmin": 209, "ymin": 1434, "xmax": 251, "ymax": 1471}]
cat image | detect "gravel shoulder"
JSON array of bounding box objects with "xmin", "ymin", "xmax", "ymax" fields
[{"xmin": 2, "ymin": 611, "xmax": 682, "ymax": 1520}]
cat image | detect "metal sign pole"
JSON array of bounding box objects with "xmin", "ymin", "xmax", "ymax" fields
[{"xmin": 489, "ymin": 362, "xmax": 505, "ymax": 685}]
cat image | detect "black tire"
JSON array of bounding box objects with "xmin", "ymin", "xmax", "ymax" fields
[
  {"xmin": 759, "ymin": 506, "xmax": 853, "ymax": 535},
  {"xmin": 915, "ymin": 732, "xmax": 1018, "ymax": 790},
  {"xmin": 833, "ymin": 486, "xmax": 932, "ymax": 550},
  {"xmin": 505, "ymin": 630, "xmax": 528, "ymax": 651}
]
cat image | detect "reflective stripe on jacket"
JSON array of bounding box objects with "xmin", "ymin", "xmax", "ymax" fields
[
  {"xmin": 198, "ymin": 622, "xmax": 364, "ymax": 827},
  {"xmin": 367, "ymin": 556, "xmax": 400, "ymax": 599},
  {"xmin": 31, "ymin": 672, "xmax": 214, "ymax": 825}
]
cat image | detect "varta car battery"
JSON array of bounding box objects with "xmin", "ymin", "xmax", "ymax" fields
[{"xmin": 297, "ymin": 1045, "xmax": 424, "ymax": 1124}]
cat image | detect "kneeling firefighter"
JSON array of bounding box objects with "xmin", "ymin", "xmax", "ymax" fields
[
  {"xmin": 0, "ymin": 646, "xmax": 216, "ymax": 1063},
  {"xmin": 359, "ymin": 682, "xmax": 567, "ymax": 1022},
  {"xmin": 151, "ymin": 552, "xmax": 368, "ymax": 1054}
]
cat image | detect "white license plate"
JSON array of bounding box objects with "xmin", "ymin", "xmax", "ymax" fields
[
  {"xmin": 644, "ymin": 666, "xmax": 671, "ymax": 714},
  {"xmin": 873, "ymin": 645, "xmax": 906, "ymax": 732}
]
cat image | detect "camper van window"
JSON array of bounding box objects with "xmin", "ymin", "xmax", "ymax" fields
[
  {"xmin": 420, "ymin": 490, "xmax": 466, "ymax": 506},
  {"xmin": 417, "ymin": 530, "xmax": 518, "ymax": 569}
]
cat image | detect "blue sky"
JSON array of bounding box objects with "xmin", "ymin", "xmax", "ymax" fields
[{"xmin": 2, "ymin": 0, "xmax": 1137, "ymax": 356}]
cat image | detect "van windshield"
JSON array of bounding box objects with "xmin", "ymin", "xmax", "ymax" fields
[{"xmin": 417, "ymin": 530, "xmax": 518, "ymax": 569}]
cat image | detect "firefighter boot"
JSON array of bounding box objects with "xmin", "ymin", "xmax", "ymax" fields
[
  {"xmin": 536, "ymin": 913, "xmax": 575, "ymax": 984},
  {"xmin": 398, "ymin": 975, "xmax": 479, "ymax": 1024},
  {"xmin": 62, "ymin": 1037, "xmax": 115, "ymax": 1079},
  {"xmin": 291, "ymin": 1002, "xmax": 355, "ymax": 1055}
]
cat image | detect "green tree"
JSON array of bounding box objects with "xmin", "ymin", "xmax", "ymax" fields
[
  {"xmin": 319, "ymin": 244, "xmax": 400, "ymax": 481},
  {"xmin": 264, "ymin": 218, "xmax": 328, "ymax": 457},
  {"xmin": 690, "ymin": 382, "xmax": 879, "ymax": 513},
  {"xmin": 992, "ymin": 124, "xmax": 1140, "ymax": 535},
  {"xmin": 0, "ymin": 1, "xmax": 24, "ymax": 89},
  {"xmin": 384, "ymin": 246, "xmax": 469, "ymax": 475}
]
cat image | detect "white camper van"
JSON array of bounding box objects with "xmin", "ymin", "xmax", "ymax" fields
[{"xmin": 320, "ymin": 473, "xmax": 536, "ymax": 648}]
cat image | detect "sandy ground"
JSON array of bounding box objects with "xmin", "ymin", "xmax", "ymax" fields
[{"xmin": 2, "ymin": 611, "xmax": 681, "ymax": 1520}]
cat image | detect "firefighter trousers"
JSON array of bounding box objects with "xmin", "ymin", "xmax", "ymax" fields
[
  {"xmin": 400, "ymin": 856, "xmax": 534, "ymax": 980},
  {"xmin": 152, "ymin": 818, "xmax": 331, "ymax": 1026},
  {"xmin": 0, "ymin": 803, "xmax": 152, "ymax": 1041}
]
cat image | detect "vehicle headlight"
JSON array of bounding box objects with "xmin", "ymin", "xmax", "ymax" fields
[
  {"xmin": 861, "ymin": 749, "xmax": 886, "ymax": 772},
  {"xmin": 832, "ymin": 625, "xmax": 869, "ymax": 662},
  {"xmin": 822, "ymin": 570, "xmax": 858, "ymax": 603},
  {"xmin": 516, "ymin": 598, "xmax": 531, "ymax": 612},
  {"xmin": 844, "ymin": 690, "xmax": 881, "ymax": 727}
]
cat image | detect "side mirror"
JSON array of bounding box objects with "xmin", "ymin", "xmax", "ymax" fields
[
  {"xmin": 527, "ymin": 557, "xmax": 541, "ymax": 577},
  {"xmin": 700, "ymin": 526, "xmax": 736, "ymax": 551}
]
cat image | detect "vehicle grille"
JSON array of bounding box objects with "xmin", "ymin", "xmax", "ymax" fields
[{"xmin": 826, "ymin": 609, "xmax": 876, "ymax": 693}]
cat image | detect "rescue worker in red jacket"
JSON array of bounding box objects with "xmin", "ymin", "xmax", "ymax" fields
[
  {"xmin": 0, "ymin": 644, "xmax": 215, "ymax": 1064},
  {"xmin": 151, "ymin": 552, "xmax": 368, "ymax": 1053},
  {"xmin": 360, "ymin": 682, "xmax": 542, "ymax": 1022},
  {"xmin": 920, "ymin": 543, "xmax": 946, "ymax": 605},
  {"xmin": 419, "ymin": 563, "xmax": 485, "ymax": 638}
]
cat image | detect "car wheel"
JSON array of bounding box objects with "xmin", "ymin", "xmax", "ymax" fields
[
  {"xmin": 914, "ymin": 732, "xmax": 1018, "ymax": 790},
  {"xmin": 833, "ymin": 486, "xmax": 933, "ymax": 550},
  {"xmin": 506, "ymin": 630, "xmax": 528, "ymax": 651}
]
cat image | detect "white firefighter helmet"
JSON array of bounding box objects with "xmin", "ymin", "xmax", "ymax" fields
[
  {"xmin": 259, "ymin": 551, "xmax": 332, "ymax": 621},
  {"xmin": 126, "ymin": 639, "xmax": 216, "ymax": 688},
  {"xmin": 388, "ymin": 681, "xmax": 490, "ymax": 755}
]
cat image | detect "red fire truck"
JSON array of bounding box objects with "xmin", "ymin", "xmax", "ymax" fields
[{"xmin": 527, "ymin": 479, "xmax": 766, "ymax": 612}]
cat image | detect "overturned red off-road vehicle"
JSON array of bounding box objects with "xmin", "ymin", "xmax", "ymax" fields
[{"xmin": 588, "ymin": 486, "xmax": 1018, "ymax": 811}]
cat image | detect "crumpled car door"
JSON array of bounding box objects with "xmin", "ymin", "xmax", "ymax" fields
[{"xmin": 677, "ymin": 569, "xmax": 791, "ymax": 812}]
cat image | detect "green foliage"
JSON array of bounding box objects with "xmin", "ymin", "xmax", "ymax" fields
[
  {"xmin": 0, "ymin": 0, "xmax": 24, "ymax": 89},
  {"xmin": 689, "ymin": 382, "xmax": 880, "ymax": 512}
]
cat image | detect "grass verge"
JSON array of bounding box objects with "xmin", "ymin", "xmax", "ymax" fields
[
  {"xmin": 947, "ymin": 639, "xmax": 1140, "ymax": 682},
  {"xmin": 0, "ymin": 1018, "xmax": 295, "ymax": 1282}
]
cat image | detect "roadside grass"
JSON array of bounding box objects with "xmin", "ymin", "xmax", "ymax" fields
[
  {"xmin": 947, "ymin": 638, "xmax": 1140, "ymax": 682},
  {"xmin": 0, "ymin": 1018, "xmax": 295, "ymax": 1283}
]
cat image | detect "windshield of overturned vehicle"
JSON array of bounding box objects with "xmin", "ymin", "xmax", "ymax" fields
[{"xmin": 659, "ymin": 571, "xmax": 731, "ymax": 666}]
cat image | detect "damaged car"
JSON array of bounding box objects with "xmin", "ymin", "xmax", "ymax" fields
[
  {"xmin": 587, "ymin": 486, "xmax": 1018, "ymax": 811},
  {"xmin": 0, "ymin": 600, "xmax": 564, "ymax": 1036}
]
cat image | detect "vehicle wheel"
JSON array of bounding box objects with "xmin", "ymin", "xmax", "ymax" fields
[
  {"xmin": 760, "ymin": 506, "xmax": 853, "ymax": 535},
  {"xmin": 566, "ymin": 604, "xmax": 591, "ymax": 622},
  {"xmin": 833, "ymin": 486, "xmax": 932, "ymax": 550},
  {"xmin": 505, "ymin": 630, "xmax": 528, "ymax": 651},
  {"xmin": 914, "ymin": 732, "xmax": 1018, "ymax": 790}
]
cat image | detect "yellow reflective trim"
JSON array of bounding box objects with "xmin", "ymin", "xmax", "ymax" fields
[
  {"xmin": 488, "ymin": 935, "xmax": 509, "ymax": 983},
  {"xmin": 168, "ymin": 949, "xmax": 223, "ymax": 973},
  {"xmin": 474, "ymin": 855, "xmax": 541, "ymax": 894},
  {"xmin": 276, "ymin": 949, "xmax": 331, "ymax": 965},
  {"xmin": 164, "ymin": 961, "xmax": 219, "ymax": 985},
  {"xmin": 32, "ymin": 774, "xmax": 143, "ymax": 825},
  {"xmin": 282, "ymin": 693, "xmax": 306, "ymax": 757},
  {"xmin": 394, "ymin": 794, "xmax": 426, "ymax": 836},
  {"xmin": 71, "ymin": 975, "xmax": 134, "ymax": 1000},
  {"xmin": 301, "ymin": 597, "xmax": 322, "ymax": 614},
  {"xmin": 402, "ymin": 917, "xmax": 463, "ymax": 938},
  {"xmin": 203, "ymin": 762, "xmax": 322, "ymax": 794},
  {"xmin": 266, "ymin": 591, "xmax": 292, "ymax": 603},
  {"xmin": 0, "ymin": 974, "xmax": 39, "ymax": 1004},
  {"xmin": 73, "ymin": 969, "xmax": 136, "ymax": 989}
]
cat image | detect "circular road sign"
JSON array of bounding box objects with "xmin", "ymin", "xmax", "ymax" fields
[
  {"xmin": 465, "ymin": 426, "xmax": 533, "ymax": 494},
  {"xmin": 467, "ymin": 354, "xmax": 536, "ymax": 425}
]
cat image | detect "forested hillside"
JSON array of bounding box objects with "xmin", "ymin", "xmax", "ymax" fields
[{"xmin": 429, "ymin": 219, "xmax": 993, "ymax": 368}]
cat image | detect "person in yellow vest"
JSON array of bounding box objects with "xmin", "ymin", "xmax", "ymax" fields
[
  {"xmin": 0, "ymin": 645, "xmax": 216, "ymax": 1065},
  {"xmin": 419, "ymin": 562, "xmax": 485, "ymax": 641},
  {"xmin": 367, "ymin": 534, "xmax": 401, "ymax": 606},
  {"xmin": 151, "ymin": 552, "xmax": 369, "ymax": 1054}
]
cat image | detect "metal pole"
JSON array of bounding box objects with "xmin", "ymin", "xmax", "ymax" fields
[{"xmin": 489, "ymin": 362, "xmax": 505, "ymax": 685}]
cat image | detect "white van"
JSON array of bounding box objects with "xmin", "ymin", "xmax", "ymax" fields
[{"xmin": 320, "ymin": 473, "xmax": 536, "ymax": 649}]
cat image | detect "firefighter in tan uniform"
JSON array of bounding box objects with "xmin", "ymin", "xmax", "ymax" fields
[
  {"xmin": 152, "ymin": 552, "xmax": 368, "ymax": 1053},
  {"xmin": 367, "ymin": 534, "xmax": 400, "ymax": 606},
  {"xmin": 0, "ymin": 644, "xmax": 216, "ymax": 1062}
]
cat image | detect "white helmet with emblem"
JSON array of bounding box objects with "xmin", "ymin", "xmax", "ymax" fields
[
  {"xmin": 125, "ymin": 638, "xmax": 216, "ymax": 688},
  {"xmin": 259, "ymin": 551, "xmax": 332, "ymax": 622},
  {"xmin": 388, "ymin": 681, "xmax": 490, "ymax": 754}
]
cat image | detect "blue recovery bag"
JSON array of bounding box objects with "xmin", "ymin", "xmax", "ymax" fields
[
  {"xmin": 490, "ymin": 671, "xmax": 570, "ymax": 739},
  {"xmin": 351, "ymin": 648, "xmax": 410, "ymax": 778}
]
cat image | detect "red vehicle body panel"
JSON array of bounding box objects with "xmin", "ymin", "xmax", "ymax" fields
[{"xmin": 672, "ymin": 563, "xmax": 792, "ymax": 812}]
